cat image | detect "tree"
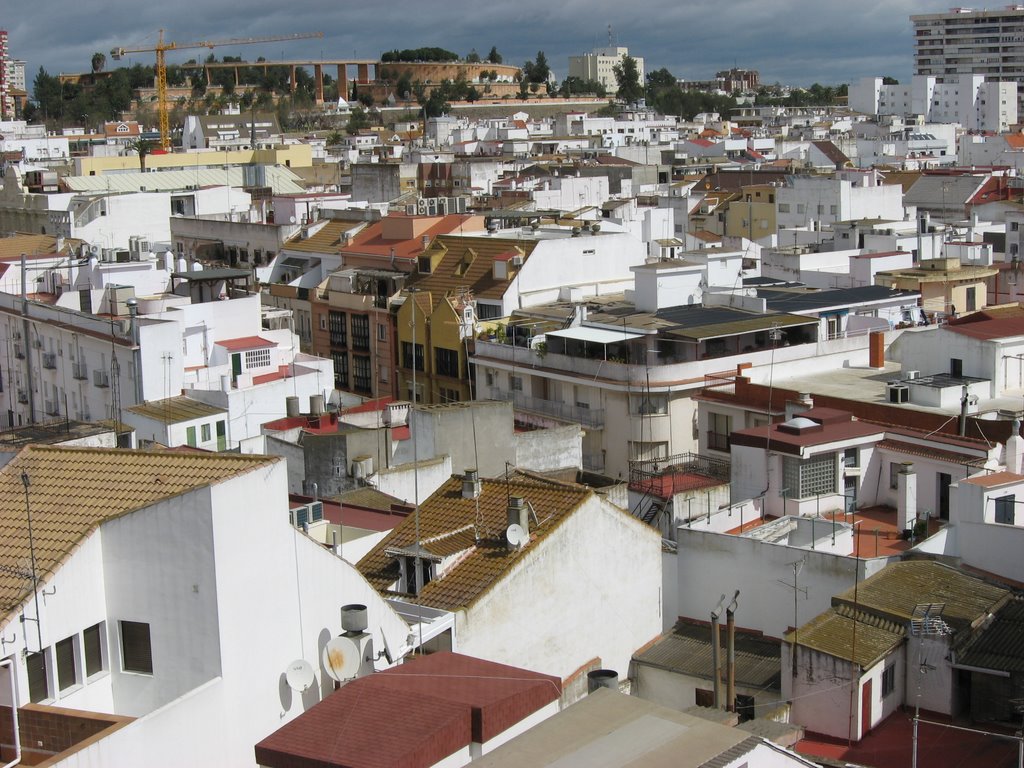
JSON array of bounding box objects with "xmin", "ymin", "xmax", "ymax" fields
[
  {"xmin": 346, "ymin": 106, "xmax": 370, "ymax": 133},
  {"xmin": 91, "ymin": 52, "xmax": 106, "ymax": 74},
  {"xmin": 326, "ymin": 130, "xmax": 344, "ymax": 147},
  {"xmin": 529, "ymin": 51, "xmax": 549, "ymax": 83},
  {"xmin": 882, "ymin": 76, "xmax": 899, "ymax": 85},
  {"xmin": 646, "ymin": 67, "xmax": 676, "ymax": 93},
  {"xmin": 486, "ymin": 46, "xmax": 502, "ymax": 64},
  {"xmin": 613, "ymin": 55, "xmax": 643, "ymax": 104},
  {"xmin": 127, "ymin": 137, "xmax": 157, "ymax": 172},
  {"xmin": 466, "ymin": 49, "xmax": 481, "ymax": 63},
  {"xmin": 559, "ymin": 76, "xmax": 606, "ymax": 98}
]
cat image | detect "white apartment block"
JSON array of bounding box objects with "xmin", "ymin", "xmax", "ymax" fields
[
  {"xmin": 568, "ymin": 46, "xmax": 645, "ymax": 95},
  {"xmin": 776, "ymin": 169, "xmax": 906, "ymax": 230},
  {"xmin": 913, "ymin": 6, "xmax": 1024, "ymax": 111},
  {"xmin": 849, "ymin": 75, "xmax": 1017, "ymax": 132}
]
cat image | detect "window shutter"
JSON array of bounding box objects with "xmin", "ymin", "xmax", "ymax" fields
[{"xmin": 121, "ymin": 621, "xmax": 153, "ymax": 674}]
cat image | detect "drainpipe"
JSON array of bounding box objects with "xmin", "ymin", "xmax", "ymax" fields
[
  {"xmin": 21, "ymin": 253, "xmax": 36, "ymax": 423},
  {"xmin": 127, "ymin": 299, "xmax": 143, "ymax": 404},
  {"xmin": 710, "ymin": 594, "xmax": 726, "ymax": 709},
  {"xmin": 726, "ymin": 590, "xmax": 740, "ymax": 713}
]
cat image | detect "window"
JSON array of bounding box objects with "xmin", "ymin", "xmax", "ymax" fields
[
  {"xmin": 440, "ymin": 386, "xmax": 460, "ymax": 403},
  {"xmin": 966, "ymin": 286, "xmax": 977, "ymax": 312},
  {"xmin": 882, "ymin": 665, "xmax": 896, "ymax": 697},
  {"xmin": 351, "ymin": 314, "xmax": 370, "ymax": 351},
  {"xmin": 329, "ymin": 311, "xmax": 348, "ymax": 347},
  {"xmin": 26, "ymin": 651, "xmax": 48, "ymax": 703},
  {"xmin": 783, "ymin": 454, "xmax": 837, "ymax": 498},
  {"xmin": 510, "ymin": 375, "xmax": 523, "ymax": 392},
  {"xmin": 995, "ymin": 494, "xmax": 1015, "ymax": 525},
  {"xmin": 778, "ymin": 203, "xmax": 790, "ymax": 213},
  {"xmin": 735, "ymin": 694, "xmax": 756, "ymax": 722},
  {"xmin": 83, "ymin": 623, "xmax": 104, "ymax": 678},
  {"xmin": 889, "ymin": 462, "xmax": 901, "ymax": 490},
  {"xmin": 695, "ymin": 688, "xmax": 714, "ymax": 707},
  {"xmin": 435, "ymin": 347, "xmax": 460, "ymax": 378},
  {"xmin": 353, "ymin": 356, "xmax": 371, "ymax": 393},
  {"xmin": 201, "ymin": 423, "xmax": 211, "ymax": 442},
  {"xmin": 378, "ymin": 323, "xmax": 387, "ymax": 341},
  {"xmin": 56, "ymin": 636, "xmax": 77, "ymax": 691},
  {"xmin": 476, "ymin": 302, "xmax": 503, "ymax": 320},
  {"xmin": 332, "ymin": 352, "xmax": 349, "ymax": 388},
  {"xmin": 120, "ymin": 621, "xmax": 153, "ymax": 674},
  {"xmin": 401, "ymin": 342, "xmax": 424, "ymax": 371},
  {"xmin": 186, "ymin": 426, "xmax": 197, "ymax": 448},
  {"xmin": 707, "ymin": 412, "xmax": 732, "ymax": 452},
  {"xmin": 244, "ymin": 348, "xmax": 271, "ymax": 369},
  {"xmin": 843, "ymin": 448, "xmax": 859, "ymax": 468},
  {"xmin": 319, "ymin": 315, "xmax": 327, "ymax": 331}
]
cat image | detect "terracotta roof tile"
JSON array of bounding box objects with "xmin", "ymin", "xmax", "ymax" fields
[
  {"xmin": 357, "ymin": 476, "xmax": 590, "ymax": 611},
  {"xmin": 0, "ymin": 446, "xmax": 276, "ymax": 622}
]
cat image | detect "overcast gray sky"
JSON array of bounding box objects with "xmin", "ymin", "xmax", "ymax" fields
[{"xmin": 9, "ymin": 0, "xmax": 959, "ymax": 93}]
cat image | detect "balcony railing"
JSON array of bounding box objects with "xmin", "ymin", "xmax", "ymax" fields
[{"xmin": 490, "ymin": 387, "xmax": 605, "ymax": 428}]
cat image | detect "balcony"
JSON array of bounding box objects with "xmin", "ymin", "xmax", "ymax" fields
[
  {"xmin": 490, "ymin": 387, "xmax": 605, "ymax": 428},
  {"xmin": 72, "ymin": 363, "xmax": 88, "ymax": 380},
  {"xmin": 42, "ymin": 352, "xmax": 57, "ymax": 369},
  {"xmin": 93, "ymin": 370, "xmax": 110, "ymax": 388}
]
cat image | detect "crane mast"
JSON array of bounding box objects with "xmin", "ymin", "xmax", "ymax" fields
[{"xmin": 111, "ymin": 29, "xmax": 323, "ymax": 150}]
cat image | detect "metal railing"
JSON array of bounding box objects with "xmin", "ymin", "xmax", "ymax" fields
[
  {"xmin": 628, "ymin": 452, "xmax": 731, "ymax": 495},
  {"xmin": 489, "ymin": 387, "xmax": 605, "ymax": 428}
]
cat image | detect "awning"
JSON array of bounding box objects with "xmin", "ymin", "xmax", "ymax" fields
[{"xmin": 546, "ymin": 326, "xmax": 645, "ymax": 344}]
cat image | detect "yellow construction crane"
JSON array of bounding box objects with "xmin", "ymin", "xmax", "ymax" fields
[{"xmin": 111, "ymin": 29, "xmax": 324, "ymax": 150}]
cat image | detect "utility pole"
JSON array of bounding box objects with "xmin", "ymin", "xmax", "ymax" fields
[{"xmin": 778, "ymin": 560, "xmax": 807, "ymax": 677}]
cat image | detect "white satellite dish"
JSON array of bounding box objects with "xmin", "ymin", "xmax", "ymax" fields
[
  {"xmin": 322, "ymin": 635, "xmax": 361, "ymax": 681},
  {"xmin": 285, "ymin": 659, "xmax": 315, "ymax": 692},
  {"xmin": 506, "ymin": 523, "xmax": 527, "ymax": 548}
]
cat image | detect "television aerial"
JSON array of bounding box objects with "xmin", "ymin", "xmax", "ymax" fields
[{"xmin": 284, "ymin": 659, "xmax": 315, "ymax": 692}]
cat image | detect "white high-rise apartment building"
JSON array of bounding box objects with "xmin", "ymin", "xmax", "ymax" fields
[
  {"xmin": 568, "ymin": 46, "xmax": 644, "ymax": 95},
  {"xmin": 849, "ymin": 74, "xmax": 1017, "ymax": 131},
  {"xmin": 912, "ymin": 6, "xmax": 1024, "ymax": 112}
]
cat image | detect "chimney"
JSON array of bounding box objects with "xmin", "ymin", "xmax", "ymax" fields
[
  {"xmin": 422, "ymin": 234, "xmax": 430, "ymax": 249},
  {"xmin": 1007, "ymin": 418, "xmax": 1024, "ymax": 474},
  {"xmin": 710, "ymin": 595, "xmax": 726, "ymax": 709},
  {"xmin": 462, "ymin": 468, "xmax": 481, "ymax": 499},
  {"xmin": 897, "ymin": 463, "xmax": 916, "ymax": 534},
  {"xmin": 507, "ymin": 495, "xmax": 529, "ymax": 533},
  {"xmin": 784, "ymin": 393, "xmax": 813, "ymax": 420},
  {"xmin": 286, "ymin": 396, "xmax": 300, "ymax": 418},
  {"xmin": 586, "ymin": 669, "xmax": 618, "ymax": 694},
  {"xmin": 726, "ymin": 591, "xmax": 739, "ymax": 713},
  {"xmin": 869, "ymin": 330, "xmax": 885, "ymax": 369}
]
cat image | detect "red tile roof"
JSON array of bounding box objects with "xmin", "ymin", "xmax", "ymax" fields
[
  {"xmin": 215, "ymin": 336, "xmax": 277, "ymax": 351},
  {"xmin": 947, "ymin": 308, "xmax": 1024, "ymax": 340},
  {"xmin": 254, "ymin": 652, "xmax": 560, "ymax": 768}
]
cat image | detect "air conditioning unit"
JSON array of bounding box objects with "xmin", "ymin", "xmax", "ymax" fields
[
  {"xmin": 906, "ymin": 370, "xmax": 921, "ymax": 380},
  {"xmin": 72, "ymin": 363, "xmax": 88, "ymax": 380},
  {"xmin": 438, "ymin": 197, "xmax": 450, "ymax": 215},
  {"xmin": 426, "ymin": 198, "xmax": 438, "ymax": 216},
  {"xmin": 93, "ymin": 370, "xmax": 110, "ymax": 388},
  {"xmin": 887, "ymin": 384, "xmax": 909, "ymax": 403},
  {"xmin": 509, "ymin": 254, "xmax": 524, "ymax": 267},
  {"xmin": 417, "ymin": 198, "xmax": 428, "ymax": 214}
]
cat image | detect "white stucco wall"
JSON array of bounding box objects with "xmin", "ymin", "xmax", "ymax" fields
[
  {"xmin": 676, "ymin": 529, "xmax": 891, "ymax": 638},
  {"xmin": 455, "ymin": 496, "xmax": 662, "ymax": 681}
]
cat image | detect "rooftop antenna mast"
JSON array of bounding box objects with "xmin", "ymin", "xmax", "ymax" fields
[{"xmin": 608, "ymin": 24, "xmax": 613, "ymax": 46}]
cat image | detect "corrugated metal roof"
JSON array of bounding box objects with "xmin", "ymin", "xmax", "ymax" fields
[
  {"xmin": 633, "ymin": 620, "xmax": 781, "ymax": 689},
  {"xmin": 955, "ymin": 596, "xmax": 1024, "ymax": 673},
  {"xmin": 832, "ymin": 560, "xmax": 1010, "ymax": 632},
  {"xmin": 64, "ymin": 165, "xmax": 305, "ymax": 194},
  {"xmin": 787, "ymin": 609, "xmax": 904, "ymax": 668},
  {"xmin": 126, "ymin": 396, "xmax": 226, "ymax": 424}
]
